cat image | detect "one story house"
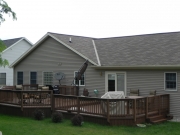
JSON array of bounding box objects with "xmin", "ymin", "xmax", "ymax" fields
[
  {"xmin": 0, "ymin": 37, "xmax": 33, "ymax": 86},
  {"xmin": 10, "ymin": 32, "xmax": 180, "ymax": 117}
]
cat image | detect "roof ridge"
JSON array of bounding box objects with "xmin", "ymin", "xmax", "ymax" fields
[
  {"xmin": 93, "ymin": 31, "xmax": 180, "ymax": 40},
  {"xmin": 48, "ymin": 32, "xmax": 97, "ymax": 39}
]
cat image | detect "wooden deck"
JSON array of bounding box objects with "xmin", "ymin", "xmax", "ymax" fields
[{"xmin": 0, "ymin": 89, "xmax": 170, "ymax": 126}]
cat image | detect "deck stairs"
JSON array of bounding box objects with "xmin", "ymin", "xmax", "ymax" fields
[
  {"xmin": 146, "ymin": 111, "xmax": 173, "ymax": 124},
  {"xmin": 147, "ymin": 115, "xmax": 168, "ymax": 124}
]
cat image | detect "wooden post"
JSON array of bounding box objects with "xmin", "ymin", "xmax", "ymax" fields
[
  {"xmin": 107, "ymin": 99, "xmax": 110, "ymax": 123},
  {"xmin": 167, "ymin": 94, "xmax": 170, "ymax": 114},
  {"xmin": 21, "ymin": 91, "xmax": 23, "ymax": 111},
  {"xmin": 51, "ymin": 90, "xmax": 54, "ymax": 111},
  {"xmin": 134, "ymin": 99, "xmax": 136, "ymax": 122},
  {"xmin": 127, "ymin": 100, "xmax": 129, "ymax": 114},
  {"xmin": 146, "ymin": 97, "xmax": 148, "ymax": 119},
  {"xmin": 77, "ymin": 97, "xmax": 80, "ymax": 114},
  {"xmin": 158, "ymin": 95, "xmax": 161, "ymax": 115}
]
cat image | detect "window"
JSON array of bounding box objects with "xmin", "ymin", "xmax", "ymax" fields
[
  {"xmin": 0, "ymin": 73, "xmax": 6, "ymax": 85},
  {"xmin": 17, "ymin": 72, "xmax": 23, "ymax": 85},
  {"xmin": 74, "ymin": 71, "xmax": 85, "ymax": 86},
  {"xmin": 43, "ymin": 72, "xmax": 53, "ymax": 85},
  {"xmin": 165, "ymin": 73, "xmax": 177, "ymax": 91},
  {"xmin": 30, "ymin": 72, "xmax": 37, "ymax": 84}
]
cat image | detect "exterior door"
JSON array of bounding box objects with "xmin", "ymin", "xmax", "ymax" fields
[{"xmin": 105, "ymin": 72, "xmax": 126, "ymax": 95}]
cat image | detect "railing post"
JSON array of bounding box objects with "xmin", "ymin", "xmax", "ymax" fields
[
  {"xmin": 51, "ymin": 90, "xmax": 54, "ymax": 111},
  {"xmin": 107, "ymin": 99, "xmax": 110, "ymax": 123},
  {"xmin": 21, "ymin": 91, "xmax": 23, "ymax": 111},
  {"xmin": 134, "ymin": 99, "xmax": 136, "ymax": 122},
  {"xmin": 158, "ymin": 95, "xmax": 161, "ymax": 115},
  {"xmin": 146, "ymin": 97, "xmax": 148, "ymax": 119},
  {"xmin": 77, "ymin": 97, "xmax": 80, "ymax": 114},
  {"xmin": 167, "ymin": 94, "xmax": 170, "ymax": 114}
]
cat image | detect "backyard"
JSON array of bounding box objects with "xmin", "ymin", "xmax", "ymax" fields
[{"xmin": 0, "ymin": 114, "xmax": 179, "ymax": 135}]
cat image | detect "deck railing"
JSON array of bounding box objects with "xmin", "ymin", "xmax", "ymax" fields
[
  {"xmin": 0, "ymin": 89, "xmax": 169, "ymax": 123},
  {"xmin": 146, "ymin": 94, "xmax": 169, "ymax": 118},
  {"xmin": 53, "ymin": 94, "xmax": 146, "ymax": 122},
  {"xmin": 0, "ymin": 90, "xmax": 52, "ymax": 110}
]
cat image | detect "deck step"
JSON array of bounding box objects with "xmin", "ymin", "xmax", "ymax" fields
[
  {"xmin": 147, "ymin": 114, "xmax": 168, "ymax": 124},
  {"xmin": 151, "ymin": 118, "xmax": 167, "ymax": 124},
  {"xmin": 148, "ymin": 115, "xmax": 165, "ymax": 121}
]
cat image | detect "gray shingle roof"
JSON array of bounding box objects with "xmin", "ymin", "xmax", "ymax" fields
[
  {"xmin": 49, "ymin": 32, "xmax": 98, "ymax": 64},
  {"xmin": 94, "ymin": 32, "xmax": 180, "ymax": 66},
  {"xmin": 2, "ymin": 37, "xmax": 23, "ymax": 48}
]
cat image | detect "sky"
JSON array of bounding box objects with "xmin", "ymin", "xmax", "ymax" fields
[{"xmin": 1, "ymin": 0, "xmax": 180, "ymax": 43}]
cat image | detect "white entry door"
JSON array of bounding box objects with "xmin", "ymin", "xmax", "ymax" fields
[{"xmin": 105, "ymin": 72, "xmax": 126, "ymax": 95}]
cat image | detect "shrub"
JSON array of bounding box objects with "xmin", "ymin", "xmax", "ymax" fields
[
  {"xmin": 33, "ymin": 109, "xmax": 45, "ymax": 120},
  {"xmin": 52, "ymin": 112, "xmax": 63, "ymax": 123},
  {"xmin": 71, "ymin": 114, "xmax": 84, "ymax": 126}
]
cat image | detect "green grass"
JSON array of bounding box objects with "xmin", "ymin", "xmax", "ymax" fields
[{"xmin": 0, "ymin": 114, "xmax": 180, "ymax": 135}]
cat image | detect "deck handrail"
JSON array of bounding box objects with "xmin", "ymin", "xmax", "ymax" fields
[
  {"xmin": 146, "ymin": 94, "xmax": 169, "ymax": 118},
  {"xmin": 53, "ymin": 94, "xmax": 146, "ymax": 122},
  {"xmin": 0, "ymin": 90, "xmax": 52, "ymax": 109},
  {"xmin": 0, "ymin": 89, "xmax": 170, "ymax": 123}
]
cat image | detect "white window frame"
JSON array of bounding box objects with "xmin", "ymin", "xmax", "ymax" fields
[
  {"xmin": 0, "ymin": 72, "xmax": 6, "ymax": 85},
  {"xmin": 74, "ymin": 71, "xmax": 85, "ymax": 86},
  {"xmin": 43, "ymin": 71, "xmax": 53, "ymax": 86},
  {"xmin": 164, "ymin": 72, "xmax": 177, "ymax": 91},
  {"xmin": 105, "ymin": 71, "xmax": 127, "ymax": 96},
  {"xmin": 30, "ymin": 71, "xmax": 37, "ymax": 84},
  {"xmin": 17, "ymin": 71, "xmax": 23, "ymax": 85}
]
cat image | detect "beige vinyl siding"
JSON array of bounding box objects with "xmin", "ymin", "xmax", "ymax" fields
[
  {"xmin": 126, "ymin": 70, "xmax": 180, "ymax": 117},
  {"xmin": 14, "ymin": 37, "xmax": 105, "ymax": 96}
]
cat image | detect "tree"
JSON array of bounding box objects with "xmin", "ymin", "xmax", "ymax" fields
[
  {"xmin": 0, "ymin": 40, "xmax": 8, "ymax": 67},
  {"xmin": 0, "ymin": 0, "xmax": 17, "ymax": 24},
  {"xmin": 0, "ymin": 0, "xmax": 17, "ymax": 67}
]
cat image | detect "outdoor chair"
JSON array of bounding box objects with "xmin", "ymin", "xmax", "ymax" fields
[
  {"xmin": 129, "ymin": 89, "xmax": 139, "ymax": 96},
  {"xmin": 129, "ymin": 89, "xmax": 140, "ymax": 108},
  {"xmin": 83, "ymin": 88, "xmax": 89, "ymax": 96},
  {"xmin": 149, "ymin": 90, "xmax": 156, "ymax": 96}
]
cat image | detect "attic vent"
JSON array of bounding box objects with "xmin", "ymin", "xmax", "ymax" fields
[{"xmin": 69, "ymin": 37, "xmax": 72, "ymax": 43}]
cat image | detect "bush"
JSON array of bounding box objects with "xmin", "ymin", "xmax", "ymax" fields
[
  {"xmin": 52, "ymin": 112, "xmax": 63, "ymax": 123},
  {"xmin": 71, "ymin": 114, "xmax": 84, "ymax": 126},
  {"xmin": 33, "ymin": 109, "xmax": 45, "ymax": 120}
]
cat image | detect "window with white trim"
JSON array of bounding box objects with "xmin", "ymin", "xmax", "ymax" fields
[
  {"xmin": 0, "ymin": 73, "xmax": 6, "ymax": 85},
  {"xmin": 165, "ymin": 73, "xmax": 177, "ymax": 91},
  {"xmin": 74, "ymin": 71, "xmax": 85, "ymax": 86},
  {"xmin": 30, "ymin": 72, "xmax": 37, "ymax": 84},
  {"xmin": 17, "ymin": 72, "xmax": 23, "ymax": 85},
  {"xmin": 43, "ymin": 72, "xmax": 53, "ymax": 85}
]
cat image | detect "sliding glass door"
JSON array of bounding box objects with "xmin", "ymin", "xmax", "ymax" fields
[{"xmin": 105, "ymin": 72, "xmax": 126, "ymax": 95}]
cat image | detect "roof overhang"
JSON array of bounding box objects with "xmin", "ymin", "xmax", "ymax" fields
[{"xmin": 91, "ymin": 65, "xmax": 180, "ymax": 70}]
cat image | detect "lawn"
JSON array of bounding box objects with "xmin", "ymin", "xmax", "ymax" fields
[{"xmin": 0, "ymin": 114, "xmax": 179, "ymax": 135}]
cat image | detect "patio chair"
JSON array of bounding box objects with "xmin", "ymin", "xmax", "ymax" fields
[
  {"xmin": 129, "ymin": 89, "xmax": 139, "ymax": 96},
  {"xmin": 149, "ymin": 90, "xmax": 156, "ymax": 95},
  {"xmin": 129, "ymin": 89, "xmax": 140, "ymax": 108},
  {"xmin": 83, "ymin": 88, "xmax": 89, "ymax": 96}
]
